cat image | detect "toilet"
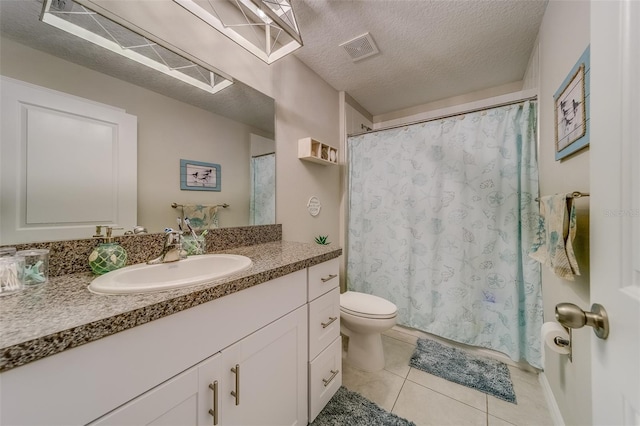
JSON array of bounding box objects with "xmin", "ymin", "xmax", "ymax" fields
[{"xmin": 340, "ymin": 291, "xmax": 398, "ymax": 372}]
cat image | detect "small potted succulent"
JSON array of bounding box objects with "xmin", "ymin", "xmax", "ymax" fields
[{"xmin": 314, "ymin": 235, "xmax": 331, "ymax": 245}]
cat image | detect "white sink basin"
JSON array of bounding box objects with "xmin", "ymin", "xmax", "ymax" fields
[{"xmin": 89, "ymin": 254, "xmax": 252, "ymax": 295}]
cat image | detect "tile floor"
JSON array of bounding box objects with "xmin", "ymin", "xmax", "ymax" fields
[{"xmin": 341, "ymin": 326, "xmax": 554, "ymax": 426}]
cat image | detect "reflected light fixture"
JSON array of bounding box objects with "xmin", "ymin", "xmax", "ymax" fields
[
  {"xmin": 40, "ymin": 0, "xmax": 233, "ymax": 95},
  {"xmin": 174, "ymin": 0, "xmax": 303, "ymax": 64}
]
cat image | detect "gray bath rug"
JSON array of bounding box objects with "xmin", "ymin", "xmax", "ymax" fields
[
  {"xmin": 311, "ymin": 386, "xmax": 416, "ymax": 426},
  {"xmin": 410, "ymin": 338, "xmax": 517, "ymax": 404}
]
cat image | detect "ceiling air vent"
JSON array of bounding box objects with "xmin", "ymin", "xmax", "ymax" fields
[{"xmin": 339, "ymin": 33, "xmax": 379, "ymax": 62}]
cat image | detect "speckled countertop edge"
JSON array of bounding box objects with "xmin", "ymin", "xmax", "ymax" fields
[{"xmin": 0, "ymin": 241, "xmax": 341, "ymax": 372}]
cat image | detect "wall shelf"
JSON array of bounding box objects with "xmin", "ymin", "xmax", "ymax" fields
[{"xmin": 298, "ymin": 138, "xmax": 338, "ymax": 165}]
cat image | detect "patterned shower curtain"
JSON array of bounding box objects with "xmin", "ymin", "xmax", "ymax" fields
[
  {"xmin": 250, "ymin": 153, "xmax": 275, "ymax": 225},
  {"xmin": 347, "ymin": 102, "xmax": 542, "ymax": 368}
]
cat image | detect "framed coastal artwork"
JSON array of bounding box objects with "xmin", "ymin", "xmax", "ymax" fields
[
  {"xmin": 554, "ymin": 46, "xmax": 590, "ymax": 161},
  {"xmin": 180, "ymin": 159, "xmax": 221, "ymax": 191}
]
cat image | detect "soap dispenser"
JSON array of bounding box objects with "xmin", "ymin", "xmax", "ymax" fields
[{"xmin": 88, "ymin": 226, "xmax": 127, "ymax": 275}]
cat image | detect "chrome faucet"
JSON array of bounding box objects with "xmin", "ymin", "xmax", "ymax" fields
[{"xmin": 147, "ymin": 230, "xmax": 185, "ymax": 264}]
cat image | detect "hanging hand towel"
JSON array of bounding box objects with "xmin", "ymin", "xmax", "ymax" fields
[
  {"xmin": 181, "ymin": 204, "xmax": 219, "ymax": 231},
  {"xmin": 529, "ymin": 194, "xmax": 580, "ymax": 280}
]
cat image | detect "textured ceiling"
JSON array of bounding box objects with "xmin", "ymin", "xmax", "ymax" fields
[
  {"xmin": 292, "ymin": 0, "xmax": 547, "ymax": 116},
  {"xmin": 1, "ymin": 1, "xmax": 546, "ymax": 124}
]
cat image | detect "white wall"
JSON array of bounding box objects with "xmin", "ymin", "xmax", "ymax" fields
[
  {"xmin": 250, "ymin": 134, "xmax": 275, "ymax": 157},
  {"xmin": 85, "ymin": 0, "xmax": 341, "ymax": 244},
  {"xmin": 532, "ymin": 1, "xmax": 592, "ymax": 425},
  {"xmin": 344, "ymin": 94, "xmax": 374, "ymax": 136},
  {"xmin": 271, "ymin": 58, "xmax": 340, "ymax": 244},
  {"xmin": 373, "ymin": 81, "xmax": 524, "ymax": 127},
  {"xmin": 0, "ymin": 37, "xmax": 259, "ymax": 233}
]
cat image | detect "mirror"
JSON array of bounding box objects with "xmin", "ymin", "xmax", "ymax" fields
[{"xmin": 0, "ymin": 0, "xmax": 275, "ymax": 244}]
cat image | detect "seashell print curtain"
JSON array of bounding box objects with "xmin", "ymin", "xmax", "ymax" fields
[{"xmin": 347, "ymin": 102, "xmax": 543, "ymax": 368}]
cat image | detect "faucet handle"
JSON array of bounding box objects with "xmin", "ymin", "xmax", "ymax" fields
[
  {"xmin": 163, "ymin": 229, "xmax": 183, "ymax": 245},
  {"xmin": 104, "ymin": 226, "xmax": 124, "ymax": 239},
  {"xmin": 94, "ymin": 225, "xmax": 122, "ymax": 239},
  {"xmin": 94, "ymin": 225, "xmax": 106, "ymax": 237}
]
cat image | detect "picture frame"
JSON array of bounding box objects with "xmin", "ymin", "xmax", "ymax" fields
[
  {"xmin": 180, "ymin": 159, "xmax": 221, "ymax": 191},
  {"xmin": 554, "ymin": 46, "xmax": 590, "ymax": 161}
]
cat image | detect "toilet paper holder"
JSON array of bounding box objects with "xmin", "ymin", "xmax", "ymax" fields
[
  {"xmin": 555, "ymin": 328, "xmax": 572, "ymax": 362},
  {"xmin": 555, "ymin": 303, "xmax": 609, "ymax": 339}
]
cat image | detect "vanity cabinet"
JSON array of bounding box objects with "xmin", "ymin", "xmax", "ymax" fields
[
  {"xmin": 0, "ymin": 269, "xmax": 309, "ymax": 425},
  {"xmin": 1, "ymin": 257, "xmax": 343, "ymax": 426},
  {"xmin": 307, "ymin": 258, "xmax": 342, "ymax": 422},
  {"xmin": 92, "ymin": 306, "xmax": 307, "ymax": 426}
]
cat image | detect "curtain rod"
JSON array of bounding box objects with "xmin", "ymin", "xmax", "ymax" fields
[
  {"xmin": 171, "ymin": 202, "xmax": 229, "ymax": 209},
  {"xmin": 348, "ymin": 95, "xmax": 538, "ymax": 137},
  {"xmin": 251, "ymin": 152, "xmax": 275, "ymax": 158}
]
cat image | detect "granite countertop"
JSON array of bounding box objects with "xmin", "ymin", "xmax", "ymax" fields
[{"xmin": 0, "ymin": 241, "xmax": 342, "ymax": 373}]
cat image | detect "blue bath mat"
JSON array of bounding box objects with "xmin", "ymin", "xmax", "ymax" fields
[
  {"xmin": 311, "ymin": 386, "xmax": 416, "ymax": 426},
  {"xmin": 410, "ymin": 338, "xmax": 517, "ymax": 404}
]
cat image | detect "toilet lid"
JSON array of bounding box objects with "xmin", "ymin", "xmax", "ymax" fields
[{"xmin": 340, "ymin": 291, "xmax": 397, "ymax": 319}]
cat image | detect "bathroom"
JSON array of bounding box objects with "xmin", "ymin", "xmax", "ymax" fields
[{"xmin": 0, "ymin": 0, "xmax": 636, "ymax": 425}]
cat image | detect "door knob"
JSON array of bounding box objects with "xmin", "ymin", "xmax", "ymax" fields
[{"xmin": 555, "ymin": 303, "xmax": 609, "ymax": 339}]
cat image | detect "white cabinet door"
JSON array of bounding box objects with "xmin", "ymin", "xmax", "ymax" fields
[
  {"xmin": 309, "ymin": 337, "xmax": 342, "ymax": 423},
  {"xmin": 197, "ymin": 353, "xmax": 223, "ymax": 426},
  {"xmin": 219, "ymin": 305, "xmax": 308, "ymax": 426},
  {"xmin": 90, "ymin": 368, "xmax": 199, "ymax": 426}
]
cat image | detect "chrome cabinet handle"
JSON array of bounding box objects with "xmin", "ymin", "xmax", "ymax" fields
[
  {"xmin": 321, "ymin": 274, "xmax": 338, "ymax": 282},
  {"xmin": 321, "ymin": 316, "xmax": 338, "ymax": 328},
  {"xmin": 230, "ymin": 364, "xmax": 240, "ymax": 405},
  {"xmin": 322, "ymin": 369, "xmax": 339, "ymax": 387},
  {"xmin": 208, "ymin": 381, "xmax": 219, "ymax": 425}
]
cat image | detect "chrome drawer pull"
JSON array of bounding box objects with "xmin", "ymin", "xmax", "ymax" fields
[
  {"xmin": 322, "ymin": 369, "xmax": 339, "ymax": 387},
  {"xmin": 321, "ymin": 274, "xmax": 338, "ymax": 282},
  {"xmin": 208, "ymin": 381, "xmax": 219, "ymax": 425},
  {"xmin": 321, "ymin": 316, "xmax": 338, "ymax": 328},
  {"xmin": 231, "ymin": 364, "xmax": 240, "ymax": 405}
]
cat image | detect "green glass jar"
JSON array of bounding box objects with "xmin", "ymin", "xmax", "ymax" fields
[
  {"xmin": 89, "ymin": 226, "xmax": 128, "ymax": 275},
  {"xmin": 89, "ymin": 242, "xmax": 127, "ymax": 275}
]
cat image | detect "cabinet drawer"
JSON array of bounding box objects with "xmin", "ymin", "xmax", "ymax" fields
[
  {"xmin": 309, "ymin": 336, "xmax": 342, "ymax": 423},
  {"xmin": 308, "ymin": 287, "xmax": 340, "ymax": 360},
  {"xmin": 308, "ymin": 257, "xmax": 339, "ymax": 301}
]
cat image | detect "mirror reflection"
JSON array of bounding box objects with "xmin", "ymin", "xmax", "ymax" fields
[{"xmin": 0, "ymin": 0, "xmax": 276, "ymax": 245}]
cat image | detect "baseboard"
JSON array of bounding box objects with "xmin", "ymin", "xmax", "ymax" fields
[{"xmin": 539, "ymin": 372, "xmax": 565, "ymax": 426}]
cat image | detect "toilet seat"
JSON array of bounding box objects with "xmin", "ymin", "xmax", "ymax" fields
[{"xmin": 340, "ymin": 291, "xmax": 397, "ymax": 319}]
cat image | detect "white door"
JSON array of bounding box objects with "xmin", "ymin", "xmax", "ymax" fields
[
  {"xmin": 0, "ymin": 77, "xmax": 137, "ymax": 244},
  {"xmin": 590, "ymin": 1, "xmax": 640, "ymax": 424}
]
